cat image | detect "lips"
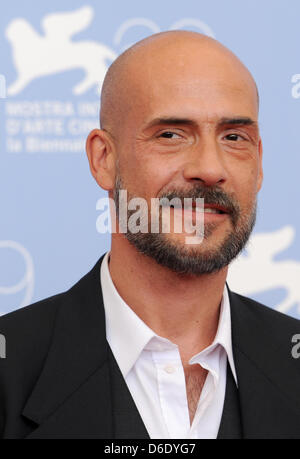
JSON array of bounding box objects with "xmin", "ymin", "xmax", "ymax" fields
[
  {"xmin": 169, "ymin": 200, "xmax": 229, "ymax": 214},
  {"xmin": 159, "ymin": 186, "xmax": 238, "ymax": 226},
  {"xmin": 189, "ymin": 202, "xmax": 229, "ymax": 214},
  {"xmin": 203, "ymin": 207, "xmax": 224, "ymax": 214},
  {"xmin": 203, "ymin": 204, "xmax": 229, "ymax": 214}
]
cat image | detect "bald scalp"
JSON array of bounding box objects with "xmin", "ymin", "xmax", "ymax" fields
[{"xmin": 100, "ymin": 31, "xmax": 259, "ymax": 136}]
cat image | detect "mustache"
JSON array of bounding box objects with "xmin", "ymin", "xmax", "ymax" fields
[{"xmin": 158, "ymin": 185, "xmax": 240, "ymax": 225}]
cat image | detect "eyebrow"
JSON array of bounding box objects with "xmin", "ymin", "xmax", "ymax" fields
[
  {"xmin": 144, "ymin": 116, "xmax": 258, "ymax": 130},
  {"xmin": 144, "ymin": 117, "xmax": 198, "ymax": 129},
  {"xmin": 218, "ymin": 117, "xmax": 258, "ymax": 127}
]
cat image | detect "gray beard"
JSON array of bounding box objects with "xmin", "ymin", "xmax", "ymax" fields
[{"xmin": 113, "ymin": 175, "xmax": 257, "ymax": 275}]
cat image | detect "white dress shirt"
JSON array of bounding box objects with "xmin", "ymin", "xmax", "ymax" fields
[{"xmin": 100, "ymin": 251, "xmax": 237, "ymax": 439}]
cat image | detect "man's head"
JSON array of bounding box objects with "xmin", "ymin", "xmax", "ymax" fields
[{"xmin": 86, "ymin": 31, "xmax": 263, "ymax": 275}]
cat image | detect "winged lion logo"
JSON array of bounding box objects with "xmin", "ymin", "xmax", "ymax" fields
[{"xmin": 5, "ymin": 6, "xmax": 117, "ymax": 96}]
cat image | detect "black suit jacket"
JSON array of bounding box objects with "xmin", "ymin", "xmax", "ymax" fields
[{"xmin": 0, "ymin": 254, "xmax": 300, "ymax": 439}]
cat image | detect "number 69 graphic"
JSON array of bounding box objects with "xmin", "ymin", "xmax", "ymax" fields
[{"xmin": 0, "ymin": 241, "xmax": 34, "ymax": 311}]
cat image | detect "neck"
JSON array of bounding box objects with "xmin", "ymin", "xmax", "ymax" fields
[{"xmin": 108, "ymin": 235, "xmax": 228, "ymax": 363}]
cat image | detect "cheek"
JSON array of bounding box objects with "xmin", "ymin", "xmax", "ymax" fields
[
  {"xmin": 229, "ymin": 161, "xmax": 261, "ymax": 207},
  {"xmin": 140, "ymin": 162, "xmax": 177, "ymax": 198},
  {"xmin": 235, "ymin": 174, "xmax": 259, "ymax": 211},
  {"xmin": 120, "ymin": 146, "xmax": 179, "ymax": 197}
]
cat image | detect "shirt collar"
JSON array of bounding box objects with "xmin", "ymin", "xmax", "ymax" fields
[
  {"xmin": 101, "ymin": 251, "xmax": 157, "ymax": 376},
  {"xmin": 189, "ymin": 286, "xmax": 237, "ymax": 384},
  {"xmin": 101, "ymin": 251, "xmax": 237, "ymax": 383}
]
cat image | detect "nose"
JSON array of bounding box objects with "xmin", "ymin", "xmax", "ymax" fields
[{"xmin": 183, "ymin": 136, "xmax": 228, "ymax": 187}]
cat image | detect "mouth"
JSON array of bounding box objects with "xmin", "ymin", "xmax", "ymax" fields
[
  {"xmin": 170, "ymin": 201, "xmax": 230, "ymax": 225},
  {"xmin": 181, "ymin": 201, "xmax": 229, "ymax": 215},
  {"xmin": 202, "ymin": 204, "xmax": 229, "ymax": 215}
]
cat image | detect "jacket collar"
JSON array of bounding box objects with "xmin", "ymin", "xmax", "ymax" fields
[
  {"xmin": 229, "ymin": 289, "xmax": 300, "ymax": 438},
  {"xmin": 22, "ymin": 254, "xmax": 115, "ymax": 438},
  {"xmin": 22, "ymin": 255, "xmax": 300, "ymax": 438}
]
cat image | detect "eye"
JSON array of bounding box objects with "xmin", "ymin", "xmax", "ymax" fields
[
  {"xmin": 159, "ymin": 131, "xmax": 181, "ymax": 139},
  {"xmin": 224, "ymin": 133, "xmax": 245, "ymax": 142}
]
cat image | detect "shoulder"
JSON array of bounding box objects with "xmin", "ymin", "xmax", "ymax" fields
[
  {"xmin": 0, "ymin": 292, "xmax": 71, "ymax": 433},
  {"xmin": 0, "ymin": 255, "xmax": 105, "ymax": 361},
  {"xmin": 0, "ymin": 257, "xmax": 106, "ymax": 437},
  {"xmin": 0, "ymin": 256, "xmax": 105, "ymax": 378},
  {"xmin": 0, "ymin": 293, "xmax": 67, "ymax": 378},
  {"xmin": 230, "ymin": 290, "xmax": 300, "ymax": 329},
  {"xmin": 229, "ymin": 290, "xmax": 300, "ymax": 359},
  {"xmin": 0, "ymin": 293, "xmax": 62, "ymax": 332}
]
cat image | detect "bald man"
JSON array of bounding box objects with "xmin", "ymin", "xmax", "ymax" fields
[{"xmin": 0, "ymin": 31, "xmax": 300, "ymax": 440}]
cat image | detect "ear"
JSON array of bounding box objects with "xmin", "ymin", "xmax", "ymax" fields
[
  {"xmin": 86, "ymin": 129, "xmax": 116, "ymax": 191},
  {"xmin": 257, "ymin": 137, "xmax": 263, "ymax": 192}
]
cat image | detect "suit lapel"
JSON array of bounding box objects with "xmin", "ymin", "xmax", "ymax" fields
[
  {"xmin": 229, "ymin": 290, "xmax": 300, "ymax": 439},
  {"xmin": 22, "ymin": 254, "xmax": 150, "ymax": 439},
  {"xmin": 22, "ymin": 255, "xmax": 115, "ymax": 438},
  {"xmin": 108, "ymin": 350, "xmax": 149, "ymax": 439},
  {"xmin": 25, "ymin": 364, "xmax": 113, "ymax": 439},
  {"xmin": 217, "ymin": 363, "xmax": 242, "ymax": 439}
]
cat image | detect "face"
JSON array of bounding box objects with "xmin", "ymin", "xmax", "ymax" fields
[{"xmin": 110, "ymin": 41, "xmax": 263, "ymax": 275}]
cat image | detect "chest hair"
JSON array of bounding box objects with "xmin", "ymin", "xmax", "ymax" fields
[{"xmin": 184, "ymin": 364, "xmax": 208, "ymax": 425}]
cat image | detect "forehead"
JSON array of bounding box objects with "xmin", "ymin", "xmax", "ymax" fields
[
  {"xmin": 108, "ymin": 37, "xmax": 259, "ymax": 140},
  {"xmin": 129, "ymin": 81, "xmax": 258, "ymax": 137},
  {"xmin": 126, "ymin": 54, "xmax": 258, "ymax": 130},
  {"xmin": 152, "ymin": 77, "xmax": 255, "ymax": 109}
]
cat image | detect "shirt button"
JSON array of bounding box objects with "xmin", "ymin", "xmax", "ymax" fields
[{"xmin": 164, "ymin": 365, "xmax": 176, "ymax": 374}]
